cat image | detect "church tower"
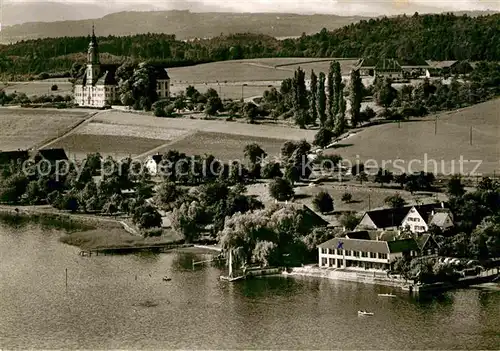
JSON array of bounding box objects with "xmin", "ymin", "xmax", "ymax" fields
[{"xmin": 86, "ymin": 25, "xmax": 100, "ymax": 84}]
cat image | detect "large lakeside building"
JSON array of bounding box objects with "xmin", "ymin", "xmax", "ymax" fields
[{"xmin": 74, "ymin": 27, "xmax": 171, "ymax": 108}]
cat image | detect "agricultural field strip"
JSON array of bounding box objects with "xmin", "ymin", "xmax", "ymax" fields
[
  {"xmin": 94, "ymin": 111, "xmax": 317, "ymax": 141},
  {"xmin": 76, "ymin": 122, "xmax": 190, "ymax": 141}
]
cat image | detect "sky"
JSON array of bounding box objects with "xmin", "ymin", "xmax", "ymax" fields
[{"xmin": 4, "ymin": 0, "xmax": 500, "ymax": 16}]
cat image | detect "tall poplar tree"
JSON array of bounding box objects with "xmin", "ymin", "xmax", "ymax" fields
[
  {"xmin": 309, "ymin": 70, "xmax": 318, "ymax": 125},
  {"xmin": 332, "ymin": 61, "xmax": 342, "ymax": 117},
  {"xmin": 292, "ymin": 67, "xmax": 309, "ymax": 128},
  {"xmin": 334, "ymin": 83, "xmax": 346, "ymax": 136},
  {"xmin": 317, "ymin": 72, "xmax": 327, "ymax": 127},
  {"xmin": 326, "ymin": 62, "xmax": 335, "ymax": 129},
  {"xmin": 349, "ymin": 68, "xmax": 363, "ymax": 127}
]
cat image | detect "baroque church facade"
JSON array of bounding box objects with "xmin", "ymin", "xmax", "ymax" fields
[{"xmin": 74, "ymin": 27, "xmax": 171, "ymax": 108}]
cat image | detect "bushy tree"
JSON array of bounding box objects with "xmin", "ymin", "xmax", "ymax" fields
[
  {"xmin": 244, "ymin": 143, "xmax": 267, "ymax": 165},
  {"xmin": 341, "ymin": 192, "xmax": 352, "ymax": 203},
  {"xmin": 313, "ymin": 128, "xmax": 334, "ymax": 148},
  {"xmin": 384, "ymin": 193, "xmax": 406, "ymax": 208},
  {"xmin": 261, "ymin": 162, "xmax": 283, "ymax": 179},
  {"xmin": 312, "ymin": 191, "xmax": 334, "ymax": 214},
  {"xmin": 269, "ymin": 177, "xmax": 294, "ymax": 201}
]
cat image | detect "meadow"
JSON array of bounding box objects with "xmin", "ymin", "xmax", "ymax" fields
[
  {"xmin": 164, "ymin": 131, "xmax": 288, "ymax": 161},
  {"xmin": 0, "ymin": 79, "xmax": 73, "ymax": 96},
  {"xmin": 47, "ymin": 134, "xmax": 169, "ymax": 160},
  {"xmin": 94, "ymin": 110, "xmax": 317, "ymax": 141},
  {"xmin": 0, "ymin": 108, "xmax": 89, "ymax": 150},
  {"xmin": 325, "ymin": 98, "xmax": 500, "ymax": 176}
]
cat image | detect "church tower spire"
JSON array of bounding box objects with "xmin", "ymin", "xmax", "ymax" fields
[
  {"xmin": 87, "ymin": 23, "xmax": 99, "ymax": 65},
  {"xmin": 86, "ymin": 23, "xmax": 100, "ymax": 84}
]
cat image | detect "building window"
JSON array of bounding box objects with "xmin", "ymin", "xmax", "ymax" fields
[
  {"xmin": 325, "ymin": 248, "xmax": 330, "ymax": 255},
  {"xmin": 379, "ymin": 253, "xmax": 388, "ymax": 260},
  {"xmin": 370, "ymin": 252, "xmax": 376, "ymax": 258},
  {"xmin": 337, "ymin": 249, "xmax": 343, "ymax": 256},
  {"xmin": 345, "ymin": 250, "xmax": 351, "ymax": 256},
  {"xmin": 321, "ymin": 248, "xmax": 327, "ymax": 254},
  {"xmin": 361, "ymin": 252, "xmax": 368, "ymax": 258},
  {"xmin": 321, "ymin": 258, "xmax": 327, "ymax": 266}
]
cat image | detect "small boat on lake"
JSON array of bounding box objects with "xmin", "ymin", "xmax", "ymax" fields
[
  {"xmin": 358, "ymin": 310, "xmax": 374, "ymax": 316},
  {"xmin": 219, "ymin": 250, "xmax": 245, "ymax": 282},
  {"xmin": 378, "ymin": 293, "xmax": 396, "ymax": 297}
]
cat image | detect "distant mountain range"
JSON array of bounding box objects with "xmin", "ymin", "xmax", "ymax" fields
[
  {"xmin": 0, "ymin": 10, "xmax": 369, "ymax": 43},
  {"xmin": 0, "ymin": 1, "xmax": 497, "ymax": 44}
]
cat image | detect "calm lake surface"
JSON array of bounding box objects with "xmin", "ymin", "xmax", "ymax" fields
[{"xmin": 1, "ymin": 224, "xmax": 499, "ymax": 350}]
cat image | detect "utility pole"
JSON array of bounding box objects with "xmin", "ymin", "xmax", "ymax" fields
[{"xmin": 434, "ymin": 116, "xmax": 437, "ymax": 135}]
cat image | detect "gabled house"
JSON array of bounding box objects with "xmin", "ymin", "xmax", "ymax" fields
[
  {"xmin": 357, "ymin": 203, "xmax": 452, "ymax": 234},
  {"xmin": 425, "ymin": 60, "xmax": 458, "ymax": 77},
  {"xmin": 416, "ymin": 233, "xmax": 440, "ymax": 257},
  {"xmin": 374, "ymin": 58, "xmax": 403, "ymax": 80},
  {"xmin": 399, "ymin": 58, "xmax": 430, "ymax": 78},
  {"xmin": 318, "ymin": 237, "xmax": 420, "ymax": 271},
  {"xmin": 356, "ymin": 206, "xmax": 410, "ymax": 232},
  {"xmin": 428, "ymin": 209, "xmax": 454, "ymax": 231},
  {"xmin": 355, "ymin": 58, "xmax": 378, "ymax": 76}
]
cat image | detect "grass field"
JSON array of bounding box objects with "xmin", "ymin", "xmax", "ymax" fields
[
  {"xmin": 0, "ymin": 108, "xmax": 89, "ymax": 150},
  {"xmin": 167, "ymin": 58, "xmax": 357, "ymax": 84},
  {"xmin": 0, "ymin": 79, "xmax": 73, "ymax": 97},
  {"xmin": 325, "ymin": 98, "xmax": 500, "ymax": 175},
  {"xmin": 95, "ymin": 110, "xmax": 317, "ymax": 141},
  {"xmin": 170, "ymin": 82, "xmax": 280, "ymax": 100},
  {"xmin": 163, "ymin": 131, "xmax": 288, "ymax": 161},
  {"xmin": 48, "ymin": 134, "xmax": 169, "ymax": 160}
]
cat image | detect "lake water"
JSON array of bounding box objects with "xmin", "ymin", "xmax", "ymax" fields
[{"xmin": 1, "ymin": 224, "xmax": 499, "ymax": 350}]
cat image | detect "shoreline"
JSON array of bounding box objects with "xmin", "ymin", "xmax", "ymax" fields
[{"xmin": 283, "ymin": 265, "xmax": 500, "ymax": 294}]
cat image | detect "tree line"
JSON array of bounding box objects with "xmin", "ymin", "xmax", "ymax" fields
[{"xmin": 1, "ymin": 13, "xmax": 499, "ymax": 79}]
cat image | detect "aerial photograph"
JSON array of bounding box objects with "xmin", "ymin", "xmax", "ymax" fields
[{"xmin": 0, "ymin": 0, "xmax": 499, "ymax": 349}]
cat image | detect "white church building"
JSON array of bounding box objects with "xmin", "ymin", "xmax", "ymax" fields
[{"xmin": 74, "ymin": 27, "xmax": 171, "ymax": 108}]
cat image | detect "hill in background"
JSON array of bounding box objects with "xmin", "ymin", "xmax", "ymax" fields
[{"xmin": 0, "ymin": 10, "xmax": 367, "ymax": 44}]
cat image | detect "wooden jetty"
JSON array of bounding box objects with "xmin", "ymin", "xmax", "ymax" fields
[{"xmin": 79, "ymin": 243, "xmax": 192, "ymax": 256}]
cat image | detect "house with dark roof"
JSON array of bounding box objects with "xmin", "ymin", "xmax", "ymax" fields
[
  {"xmin": 399, "ymin": 58, "xmax": 430, "ymax": 78},
  {"xmin": 318, "ymin": 237, "xmax": 420, "ymax": 270},
  {"xmin": 355, "ymin": 58, "xmax": 378, "ymax": 76},
  {"xmin": 74, "ymin": 26, "xmax": 170, "ymax": 108},
  {"xmin": 356, "ymin": 203, "xmax": 452, "ymax": 234},
  {"xmin": 416, "ymin": 234, "xmax": 440, "ymax": 257},
  {"xmin": 374, "ymin": 58, "xmax": 403, "ymax": 80},
  {"xmin": 425, "ymin": 60, "xmax": 459, "ymax": 77},
  {"xmin": 0, "ymin": 150, "xmax": 30, "ymax": 165},
  {"xmin": 34, "ymin": 148, "xmax": 68, "ymax": 163}
]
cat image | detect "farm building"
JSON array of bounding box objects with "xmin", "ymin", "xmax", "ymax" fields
[
  {"xmin": 356, "ymin": 202, "xmax": 453, "ymax": 234},
  {"xmin": 74, "ymin": 26, "xmax": 171, "ymax": 108}
]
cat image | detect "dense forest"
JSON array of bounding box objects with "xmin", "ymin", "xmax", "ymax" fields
[{"xmin": 0, "ymin": 13, "xmax": 499, "ymax": 79}]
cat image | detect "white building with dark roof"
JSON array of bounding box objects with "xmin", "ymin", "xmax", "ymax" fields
[{"xmin": 318, "ymin": 237, "xmax": 420, "ymax": 271}]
